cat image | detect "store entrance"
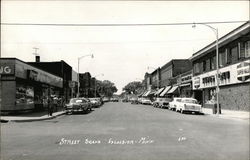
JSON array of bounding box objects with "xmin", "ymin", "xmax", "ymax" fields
[{"xmin": 194, "ymin": 90, "xmax": 203, "ymax": 105}]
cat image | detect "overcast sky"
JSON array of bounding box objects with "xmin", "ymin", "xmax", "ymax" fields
[{"xmin": 1, "ymin": 1, "xmax": 249, "ymax": 94}]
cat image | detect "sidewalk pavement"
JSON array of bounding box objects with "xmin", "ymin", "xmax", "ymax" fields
[
  {"xmin": 1, "ymin": 111, "xmax": 66, "ymax": 123},
  {"xmin": 202, "ymin": 108, "xmax": 250, "ymax": 121}
]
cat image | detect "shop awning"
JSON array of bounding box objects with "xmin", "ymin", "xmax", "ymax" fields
[
  {"xmin": 148, "ymin": 90, "xmax": 156, "ymax": 96},
  {"xmin": 137, "ymin": 91, "xmax": 146, "ymax": 97},
  {"xmin": 159, "ymin": 86, "xmax": 171, "ymax": 96},
  {"xmin": 167, "ymin": 86, "xmax": 179, "ymax": 94},
  {"xmin": 143, "ymin": 91, "xmax": 151, "ymax": 97},
  {"xmin": 154, "ymin": 87, "xmax": 165, "ymax": 96}
]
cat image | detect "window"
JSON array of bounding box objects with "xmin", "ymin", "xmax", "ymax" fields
[
  {"xmin": 210, "ymin": 56, "xmax": 216, "ymax": 70},
  {"xmin": 219, "ymin": 50, "xmax": 226, "ymax": 67},
  {"xmin": 226, "ymin": 48, "xmax": 231, "ymax": 64},
  {"xmin": 203, "ymin": 60, "xmax": 206, "ymax": 72},
  {"xmin": 230, "ymin": 46, "xmax": 238, "ymax": 63},
  {"xmin": 206, "ymin": 59, "xmax": 210, "ymax": 71},
  {"xmin": 245, "ymin": 41, "xmax": 250, "ymax": 58},
  {"xmin": 238, "ymin": 42, "xmax": 245, "ymax": 59},
  {"xmin": 193, "ymin": 63, "xmax": 199, "ymax": 74}
]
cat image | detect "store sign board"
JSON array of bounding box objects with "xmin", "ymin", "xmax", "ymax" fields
[
  {"xmin": 192, "ymin": 60, "xmax": 250, "ymax": 90},
  {"xmin": 0, "ymin": 60, "xmax": 15, "ymax": 75}
]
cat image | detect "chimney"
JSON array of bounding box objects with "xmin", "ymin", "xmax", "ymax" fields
[{"xmin": 35, "ymin": 56, "xmax": 40, "ymax": 62}]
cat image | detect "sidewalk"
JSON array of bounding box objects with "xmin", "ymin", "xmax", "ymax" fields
[
  {"xmin": 202, "ymin": 108, "xmax": 250, "ymax": 121},
  {"xmin": 1, "ymin": 110, "xmax": 65, "ymax": 123}
]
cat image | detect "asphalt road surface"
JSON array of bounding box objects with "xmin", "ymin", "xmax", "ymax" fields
[{"xmin": 1, "ymin": 102, "xmax": 249, "ymax": 160}]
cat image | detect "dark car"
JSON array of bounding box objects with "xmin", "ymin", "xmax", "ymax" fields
[{"xmin": 65, "ymin": 98, "xmax": 91, "ymax": 114}]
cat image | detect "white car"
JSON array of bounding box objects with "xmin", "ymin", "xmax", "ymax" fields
[
  {"xmin": 153, "ymin": 97, "xmax": 172, "ymax": 108},
  {"xmin": 176, "ymin": 98, "xmax": 202, "ymax": 114},
  {"xmin": 141, "ymin": 98, "xmax": 152, "ymax": 105},
  {"xmin": 169, "ymin": 98, "xmax": 182, "ymax": 111}
]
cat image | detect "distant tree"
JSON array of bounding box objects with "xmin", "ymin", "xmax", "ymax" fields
[
  {"xmin": 96, "ymin": 80, "xmax": 118, "ymax": 97},
  {"xmin": 123, "ymin": 81, "xmax": 143, "ymax": 94}
]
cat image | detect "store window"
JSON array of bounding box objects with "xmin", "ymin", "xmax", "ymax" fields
[{"xmin": 16, "ymin": 83, "xmax": 34, "ymax": 106}]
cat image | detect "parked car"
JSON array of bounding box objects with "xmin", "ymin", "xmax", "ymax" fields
[
  {"xmin": 131, "ymin": 97, "xmax": 139, "ymax": 104},
  {"xmin": 111, "ymin": 97, "xmax": 119, "ymax": 102},
  {"xmin": 122, "ymin": 98, "xmax": 128, "ymax": 102},
  {"xmin": 153, "ymin": 97, "xmax": 172, "ymax": 108},
  {"xmin": 103, "ymin": 97, "xmax": 110, "ymax": 102},
  {"xmin": 65, "ymin": 98, "xmax": 91, "ymax": 114},
  {"xmin": 176, "ymin": 98, "xmax": 202, "ymax": 114},
  {"xmin": 169, "ymin": 97, "xmax": 182, "ymax": 111},
  {"xmin": 141, "ymin": 98, "xmax": 152, "ymax": 105},
  {"xmin": 89, "ymin": 98, "xmax": 102, "ymax": 108}
]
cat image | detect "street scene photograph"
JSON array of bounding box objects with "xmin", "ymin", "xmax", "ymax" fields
[{"xmin": 0, "ymin": 1, "xmax": 249, "ymax": 160}]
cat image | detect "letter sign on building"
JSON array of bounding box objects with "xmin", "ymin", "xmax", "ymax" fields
[{"xmin": 0, "ymin": 65, "xmax": 14, "ymax": 75}]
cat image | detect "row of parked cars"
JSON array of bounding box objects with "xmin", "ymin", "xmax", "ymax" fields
[
  {"xmin": 131, "ymin": 97, "xmax": 202, "ymax": 114},
  {"xmin": 64, "ymin": 97, "xmax": 103, "ymax": 114}
]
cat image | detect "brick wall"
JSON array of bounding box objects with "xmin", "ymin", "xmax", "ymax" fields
[
  {"xmin": 219, "ymin": 83, "xmax": 250, "ymax": 111},
  {"xmin": 1, "ymin": 81, "xmax": 16, "ymax": 111}
]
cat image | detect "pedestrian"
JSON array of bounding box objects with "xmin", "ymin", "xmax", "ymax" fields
[{"xmin": 47, "ymin": 97, "xmax": 52, "ymax": 117}]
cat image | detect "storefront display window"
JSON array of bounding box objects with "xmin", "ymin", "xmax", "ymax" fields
[{"xmin": 16, "ymin": 83, "xmax": 34, "ymax": 106}]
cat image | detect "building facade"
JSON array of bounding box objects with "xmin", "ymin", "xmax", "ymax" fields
[
  {"xmin": 191, "ymin": 22, "xmax": 250, "ymax": 111},
  {"xmin": 28, "ymin": 59, "xmax": 72, "ymax": 102},
  {"xmin": 0, "ymin": 58, "xmax": 63, "ymax": 112}
]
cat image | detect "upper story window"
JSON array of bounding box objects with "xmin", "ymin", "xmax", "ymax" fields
[
  {"xmin": 246, "ymin": 41, "xmax": 250, "ymax": 58},
  {"xmin": 203, "ymin": 60, "xmax": 206, "ymax": 72},
  {"xmin": 219, "ymin": 49, "xmax": 227, "ymax": 68},
  {"xmin": 230, "ymin": 46, "xmax": 238, "ymax": 63},
  {"xmin": 239, "ymin": 41, "xmax": 250, "ymax": 58},
  {"xmin": 210, "ymin": 56, "xmax": 216, "ymax": 70},
  {"xmin": 193, "ymin": 62, "xmax": 202, "ymax": 75}
]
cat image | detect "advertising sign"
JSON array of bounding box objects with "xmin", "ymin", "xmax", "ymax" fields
[
  {"xmin": 0, "ymin": 60, "xmax": 15, "ymax": 75},
  {"xmin": 192, "ymin": 60, "xmax": 250, "ymax": 90}
]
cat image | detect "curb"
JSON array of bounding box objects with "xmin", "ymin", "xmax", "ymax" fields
[{"xmin": 1, "ymin": 112, "xmax": 66, "ymax": 123}]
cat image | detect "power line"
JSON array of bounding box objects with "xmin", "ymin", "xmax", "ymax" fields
[{"xmin": 1, "ymin": 21, "xmax": 249, "ymax": 27}]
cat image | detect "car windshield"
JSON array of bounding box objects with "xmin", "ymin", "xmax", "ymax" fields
[{"xmin": 182, "ymin": 99, "xmax": 197, "ymax": 104}]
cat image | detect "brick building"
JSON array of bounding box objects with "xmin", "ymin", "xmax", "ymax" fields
[
  {"xmin": 191, "ymin": 22, "xmax": 250, "ymax": 111},
  {"xmin": 159, "ymin": 59, "xmax": 192, "ymax": 97}
]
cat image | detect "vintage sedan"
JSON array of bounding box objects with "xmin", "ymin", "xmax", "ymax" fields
[
  {"xmin": 169, "ymin": 97, "xmax": 182, "ymax": 111},
  {"xmin": 176, "ymin": 98, "xmax": 202, "ymax": 114},
  {"xmin": 153, "ymin": 97, "xmax": 172, "ymax": 108},
  {"xmin": 65, "ymin": 98, "xmax": 91, "ymax": 114},
  {"xmin": 141, "ymin": 98, "xmax": 152, "ymax": 105},
  {"xmin": 89, "ymin": 98, "xmax": 102, "ymax": 108}
]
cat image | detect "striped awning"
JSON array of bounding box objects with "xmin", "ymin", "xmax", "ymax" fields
[
  {"xmin": 167, "ymin": 86, "xmax": 179, "ymax": 94},
  {"xmin": 154, "ymin": 87, "xmax": 165, "ymax": 96},
  {"xmin": 143, "ymin": 91, "xmax": 151, "ymax": 97},
  {"xmin": 159, "ymin": 86, "xmax": 171, "ymax": 97}
]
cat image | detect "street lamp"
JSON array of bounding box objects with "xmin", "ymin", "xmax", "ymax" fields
[
  {"xmin": 94, "ymin": 74, "xmax": 104, "ymax": 97},
  {"xmin": 77, "ymin": 54, "xmax": 94, "ymax": 98},
  {"xmin": 192, "ymin": 22, "xmax": 220, "ymax": 115}
]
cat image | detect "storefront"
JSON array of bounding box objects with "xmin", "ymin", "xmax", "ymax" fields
[
  {"xmin": 0, "ymin": 58, "xmax": 63, "ymax": 112},
  {"xmin": 177, "ymin": 71, "xmax": 193, "ymax": 98},
  {"xmin": 192, "ymin": 60, "xmax": 250, "ymax": 111}
]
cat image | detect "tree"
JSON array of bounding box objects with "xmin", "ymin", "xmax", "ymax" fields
[
  {"xmin": 123, "ymin": 81, "xmax": 143, "ymax": 94},
  {"xmin": 96, "ymin": 80, "xmax": 118, "ymax": 97}
]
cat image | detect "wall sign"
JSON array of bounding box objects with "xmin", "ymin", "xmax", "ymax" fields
[
  {"xmin": 193, "ymin": 60, "xmax": 250, "ymax": 90},
  {"xmin": 0, "ymin": 64, "xmax": 15, "ymax": 75}
]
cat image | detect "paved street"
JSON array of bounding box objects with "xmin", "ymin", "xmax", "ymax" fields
[{"xmin": 1, "ymin": 102, "xmax": 249, "ymax": 160}]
